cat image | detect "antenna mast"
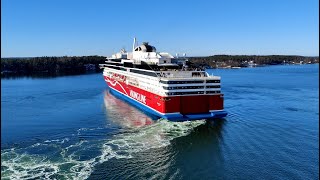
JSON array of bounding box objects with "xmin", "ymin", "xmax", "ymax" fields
[{"xmin": 133, "ymin": 37, "xmax": 136, "ymax": 52}]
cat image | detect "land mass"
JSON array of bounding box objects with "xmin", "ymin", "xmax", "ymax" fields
[
  {"xmin": 1, "ymin": 56, "xmax": 106, "ymax": 78},
  {"xmin": 188, "ymin": 55, "xmax": 319, "ymax": 69},
  {"xmin": 1, "ymin": 55, "xmax": 318, "ymax": 77}
]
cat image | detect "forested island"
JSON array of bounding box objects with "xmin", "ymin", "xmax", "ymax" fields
[
  {"xmin": 1, "ymin": 56, "xmax": 106, "ymax": 78},
  {"xmin": 1, "ymin": 55, "xmax": 318, "ymax": 78},
  {"xmin": 188, "ymin": 55, "xmax": 319, "ymax": 69}
]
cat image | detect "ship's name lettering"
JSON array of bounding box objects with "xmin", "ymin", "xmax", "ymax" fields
[
  {"xmin": 130, "ymin": 90, "xmax": 146, "ymax": 104},
  {"xmin": 112, "ymin": 73, "xmax": 126, "ymax": 82}
]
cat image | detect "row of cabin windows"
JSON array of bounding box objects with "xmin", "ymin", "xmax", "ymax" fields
[
  {"xmin": 164, "ymin": 86, "xmax": 203, "ymax": 90},
  {"xmin": 160, "ymin": 80, "xmax": 220, "ymax": 84},
  {"xmin": 160, "ymin": 80, "xmax": 204, "ymax": 84},
  {"xmin": 206, "ymin": 85, "xmax": 221, "ymax": 88},
  {"xmin": 206, "ymin": 80, "xmax": 220, "ymax": 83},
  {"xmin": 163, "ymin": 85, "xmax": 220, "ymax": 90},
  {"xmin": 166, "ymin": 91, "xmax": 204, "ymax": 95},
  {"xmin": 165, "ymin": 91, "xmax": 221, "ymax": 95},
  {"xmin": 207, "ymin": 91, "xmax": 221, "ymax": 94}
]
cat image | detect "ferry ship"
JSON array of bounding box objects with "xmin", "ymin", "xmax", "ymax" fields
[{"xmin": 100, "ymin": 38, "xmax": 227, "ymax": 121}]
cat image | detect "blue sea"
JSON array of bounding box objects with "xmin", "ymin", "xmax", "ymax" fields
[{"xmin": 1, "ymin": 64, "xmax": 319, "ymax": 179}]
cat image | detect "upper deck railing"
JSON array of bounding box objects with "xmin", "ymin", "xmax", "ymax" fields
[{"xmin": 156, "ymin": 70, "xmax": 220, "ymax": 79}]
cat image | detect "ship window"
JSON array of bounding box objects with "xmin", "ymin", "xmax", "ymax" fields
[
  {"xmin": 164, "ymin": 60, "xmax": 167, "ymax": 63},
  {"xmin": 206, "ymin": 85, "xmax": 221, "ymax": 88},
  {"xmin": 207, "ymin": 80, "xmax": 220, "ymax": 83},
  {"xmin": 206, "ymin": 91, "xmax": 214, "ymax": 94},
  {"xmin": 119, "ymin": 67, "xmax": 127, "ymax": 71}
]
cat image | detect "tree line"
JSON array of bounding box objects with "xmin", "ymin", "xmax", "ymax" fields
[
  {"xmin": 188, "ymin": 55, "xmax": 319, "ymax": 68},
  {"xmin": 1, "ymin": 56, "xmax": 106, "ymax": 77}
]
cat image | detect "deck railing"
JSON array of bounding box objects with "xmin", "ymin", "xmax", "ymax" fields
[{"xmin": 157, "ymin": 71, "xmax": 220, "ymax": 79}]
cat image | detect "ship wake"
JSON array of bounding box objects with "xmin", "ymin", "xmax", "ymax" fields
[{"xmin": 1, "ymin": 119, "xmax": 205, "ymax": 179}]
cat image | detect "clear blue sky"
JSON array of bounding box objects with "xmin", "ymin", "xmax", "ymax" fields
[{"xmin": 1, "ymin": 0, "xmax": 319, "ymax": 57}]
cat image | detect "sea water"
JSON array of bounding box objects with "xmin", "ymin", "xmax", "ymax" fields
[{"xmin": 1, "ymin": 64, "xmax": 318, "ymax": 179}]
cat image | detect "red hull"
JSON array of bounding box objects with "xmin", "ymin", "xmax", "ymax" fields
[{"xmin": 104, "ymin": 76, "xmax": 224, "ymax": 115}]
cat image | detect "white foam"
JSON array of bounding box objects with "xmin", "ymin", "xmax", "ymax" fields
[
  {"xmin": 1, "ymin": 139, "xmax": 95, "ymax": 180},
  {"xmin": 1, "ymin": 152, "xmax": 59, "ymax": 180},
  {"xmin": 44, "ymin": 138, "xmax": 70, "ymax": 144},
  {"xmin": 1, "ymin": 119, "xmax": 205, "ymax": 179},
  {"xmin": 98, "ymin": 119, "xmax": 206, "ymax": 163}
]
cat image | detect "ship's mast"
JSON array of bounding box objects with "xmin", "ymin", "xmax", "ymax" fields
[{"xmin": 132, "ymin": 37, "xmax": 136, "ymax": 52}]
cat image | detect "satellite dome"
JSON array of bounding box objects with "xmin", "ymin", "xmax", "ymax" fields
[{"xmin": 134, "ymin": 42, "xmax": 156, "ymax": 52}]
